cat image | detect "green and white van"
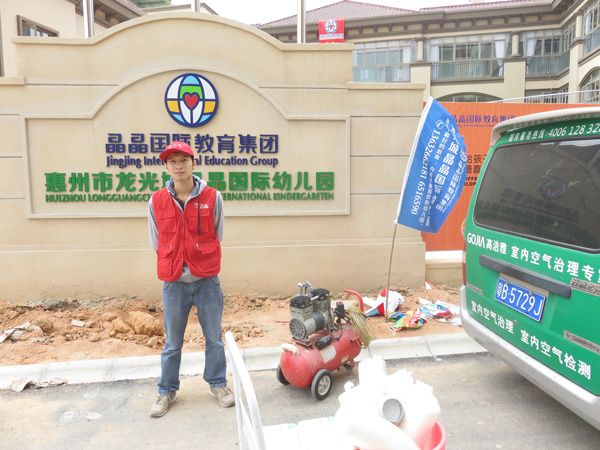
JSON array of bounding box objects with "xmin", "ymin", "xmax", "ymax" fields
[{"xmin": 461, "ymin": 107, "xmax": 600, "ymax": 430}]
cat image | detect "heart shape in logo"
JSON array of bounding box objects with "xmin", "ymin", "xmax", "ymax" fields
[{"xmin": 183, "ymin": 93, "xmax": 200, "ymax": 109}]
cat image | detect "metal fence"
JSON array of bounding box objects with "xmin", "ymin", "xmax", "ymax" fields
[
  {"xmin": 352, "ymin": 65, "xmax": 411, "ymax": 83},
  {"xmin": 431, "ymin": 60, "xmax": 504, "ymax": 81},
  {"xmin": 489, "ymin": 90, "xmax": 600, "ymax": 104},
  {"xmin": 526, "ymin": 53, "xmax": 570, "ymax": 76}
]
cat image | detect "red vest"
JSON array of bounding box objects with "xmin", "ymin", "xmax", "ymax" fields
[{"xmin": 152, "ymin": 186, "xmax": 221, "ymax": 281}]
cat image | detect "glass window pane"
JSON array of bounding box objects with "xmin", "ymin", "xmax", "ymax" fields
[
  {"xmin": 19, "ymin": 18, "xmax": 57, "ymax": 37},
  {"xmin": 376, "ymin": 48, "xmax": 387, "ymax": 65},
  {"xmin": 474, "ymin": 140, "xmax": 600, "ymax": 250},
  {"xmin": 455, "ymin": 44, "xmax": 467, "ymax": 60},
  {"xmin": 552, "ymin": 37, "xmax": 560, "ymax": 54},
  {"xmin": 388, "ymin": 47, "xmax": 400, "ymax": 65},
  {"xmin": 481, "ymin": 43, "xmax": 492, "ymax": 59},
  {"xmin": 23, "ymin": 23, "xmax": 35, "ymax": 36},
  {"xmin": 365, "ymin": 48, "xmax": 376, "ymax": 65},
  {"xmin": 468, "ymin": 43, "xmax": 479, "ymax": 59},
  {"xmin": 442, "ymin": 45, "xmax": 454, "ymax": 61}
]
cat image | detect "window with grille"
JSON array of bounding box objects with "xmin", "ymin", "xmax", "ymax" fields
[
  {"xmin": 580, "ymin": 69, "xmax": 600, "ymax": 103},
  {"xmin": 17, "ymin": 16, "xmax": 58, "ymax": 37},
  {"xmin": 352, "ymin": 40, "xmax": 412, "ymax": 83}
]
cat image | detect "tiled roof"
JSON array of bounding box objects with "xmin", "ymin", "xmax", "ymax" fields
[
  {"xmin": 420, "ymin": 0, "xmax": 550, "ymax": 12},
  {"xmin": 260, "ymin": 0, "xmax": 553, "ymax": 27},
  {"xmin": 261, "ymin": 0, "xmax": 415, "ymax": 27},
  {"xmin": 113, "ymin": 0, "xmax": 146, "ymax": 16}
]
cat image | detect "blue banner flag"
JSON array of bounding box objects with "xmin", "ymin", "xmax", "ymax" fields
[{"xmin": 395, "ymin": 97, "xmax": 467, "ymax": 233}]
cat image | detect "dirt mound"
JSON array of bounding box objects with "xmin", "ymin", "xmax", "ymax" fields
[{"xmin": 0, "ymin": 285, "xmax": 463, "ymax": 367}]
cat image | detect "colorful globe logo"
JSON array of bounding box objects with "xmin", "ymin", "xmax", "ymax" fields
[
  {"xmin": 325, "ymin": 19, "xmax": 338, "ymax": 34},
  {"xmin": 164, "ymin": 73, "xmax": 218, "ymax": 127},
  {"xmin": 540, "ymin": 178, "xmax": 567, "ymax": 199}
]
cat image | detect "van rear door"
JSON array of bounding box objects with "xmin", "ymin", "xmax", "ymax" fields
[{"xmin": 464, "ymin": 119, "xmax": 600, "ymax": 396}]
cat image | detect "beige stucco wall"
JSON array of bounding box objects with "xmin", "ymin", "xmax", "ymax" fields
[
  {"xmin": 0, "ymin": 0, "xmax": 111, "ymax": 77},
  {"xmin": 0, "ymin": 13, "xmax": 427, "ymax": 304}
]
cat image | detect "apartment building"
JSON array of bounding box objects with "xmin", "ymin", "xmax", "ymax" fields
[
  {"xmin": 259, "ymin": 0, "xmax": 600, "ymax": 103},
  {"xmin": 6, "ymin": 1, "xmax": 600, "ymax": 103}
]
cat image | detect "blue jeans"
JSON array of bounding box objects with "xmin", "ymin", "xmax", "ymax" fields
[{"xmin": 158, "ymin": 276, "xmax": 227, "ymax": 395}]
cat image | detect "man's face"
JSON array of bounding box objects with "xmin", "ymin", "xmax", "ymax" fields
[{"xmin": 165, "ymin": 152, "xmax": 195, "ymax": 182}]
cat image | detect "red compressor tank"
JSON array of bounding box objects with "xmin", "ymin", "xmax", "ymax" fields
[{"xmin": 277, "ymin": 323, "xmax": 363, "ymax": 400}]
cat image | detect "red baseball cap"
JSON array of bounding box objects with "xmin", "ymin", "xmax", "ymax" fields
[{"xmin": 159, "ymin": 141, "xmax": 194, "ymax": 162}]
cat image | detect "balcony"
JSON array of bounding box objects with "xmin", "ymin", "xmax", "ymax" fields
[
  {"xmin": 431, "ymin": 60, "xmax": 504, "ymax": 81},
  {"xmin": 352, "ymin": 65, "xmax": 410, "ymax": 83},
  {"xmin": 584, "ymin": 28, "xmax": 600, "ymax": 56},
  {"xmin": 526, "ymin": 54, "xmax": 569, "ymax": 76},
  {"xmin": 524, "ymin": 92, "xmax": 569, "ymax": 103}
]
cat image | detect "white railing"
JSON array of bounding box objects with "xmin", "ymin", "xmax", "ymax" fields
[
  {"xmin": 431, "ymin": 60, "xmax": 504, "ymax": 81},
  {"xmin": 526, "ymin": 54, "xmax": 570, "ymax": 76},
  {"xmin": 352, "ymin": 65, "xmax": 411, "ymax": 83},
  {"xmin": 488, "ymin": 90, "xmax": 600, "ymax": 104}
]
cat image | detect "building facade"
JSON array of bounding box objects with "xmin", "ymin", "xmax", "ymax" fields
[
  {"xmin": 0, "ymin": 12, "xmax": 429, "ymax": 303},
  {"xmin": 259, "ymin": 0, "xmax": 600, "ymax": 104},
  {"xmin": 0, "ymin": 0, "xmax": 216, "ymax": 78},
  {"xmin": 0, "ymin": 0, "xmax": 147, "ymax": 77}
]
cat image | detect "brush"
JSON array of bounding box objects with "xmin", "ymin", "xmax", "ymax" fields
[{"xmin": 347, "ymin": 307, "xmax": 377, "ymax": 348}]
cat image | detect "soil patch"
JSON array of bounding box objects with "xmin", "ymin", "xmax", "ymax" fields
[{"xmin": 0, "ymin": 285, "xmax": 463, "ymax": 367}]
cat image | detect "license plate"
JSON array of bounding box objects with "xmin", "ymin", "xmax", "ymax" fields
[{"xmin": 494, "ymin": 277, "xmax": 547, "ymax": 322}]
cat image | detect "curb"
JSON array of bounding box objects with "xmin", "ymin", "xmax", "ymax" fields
[{"xmin": 0, "ymin": 333, "xmax": 485, "ymax": 390}]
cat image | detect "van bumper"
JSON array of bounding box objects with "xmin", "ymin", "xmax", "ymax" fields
[{"xmin": 460, "ymin": 285, "xmax": 600, "ymax": 431}]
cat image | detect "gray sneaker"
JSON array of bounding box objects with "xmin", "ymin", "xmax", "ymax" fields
[
  {"xmin": 150, "ymin": 392, "xmax": 176, "ymax": 417},
  {"xmin": 209, "ymin": 386, "xmax": 235, "ymax": 407}
]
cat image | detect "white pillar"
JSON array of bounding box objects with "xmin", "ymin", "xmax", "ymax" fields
[
  {"xmin": 191, "ymin": 0, "xmax": 201, "ymax": 13},
  {"xmin": 83, "ymin": 0, "xmax": 94, "ymax": 38},
  {"xmin": 417, "ymin": 38, "xmax": 425, "ymax": 62},
  {"xmin": 511, "ymin": 33, "xmax": 520, "ymax": 56},
  {"xmin": 297, "ymin": 0, "xmax": 306, "ymax": 44},
  {"xmin": 576, "ymin": 12, "xmax": 583, "ymax": 39}
]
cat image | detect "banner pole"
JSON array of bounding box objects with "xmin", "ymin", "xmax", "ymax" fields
[{"xmin": 385, "ymin": 223, "xmax": 398, "ymax": 322}]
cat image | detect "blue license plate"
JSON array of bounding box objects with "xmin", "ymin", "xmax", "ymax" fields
[{"xmin": 494, "ymin": 277, "xmax": 547, "ymax": 322}]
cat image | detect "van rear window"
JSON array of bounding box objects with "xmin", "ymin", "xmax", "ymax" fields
[{"xmin": 474, "ymin": 138, "xmax": 600, "ymax": 251}]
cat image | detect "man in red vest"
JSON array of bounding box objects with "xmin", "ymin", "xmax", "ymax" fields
[{"xmin": 148, "ymin": 141, "xmax": 233, "ymax": 418}]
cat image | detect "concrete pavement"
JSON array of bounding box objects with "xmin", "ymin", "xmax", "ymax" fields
[
  {"xmin": 2, "ymin": 340, "xmax": 599, "ymax": 450},
  {"xmin": 0, "ymin": 333, "xmax": 485, "ymax": 450}
]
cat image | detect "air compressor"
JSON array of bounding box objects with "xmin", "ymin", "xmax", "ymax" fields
[{"xmin": 276, "ymin": 281, "xmax": 375, "ymax": 400}]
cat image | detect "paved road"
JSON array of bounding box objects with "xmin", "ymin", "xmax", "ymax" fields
[{"xmin": 1, "ymin": 352, "xmax": 598, "ymax": 449}]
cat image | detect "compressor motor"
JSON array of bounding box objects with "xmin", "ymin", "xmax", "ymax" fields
[
  {"xmin": 279, "ymin": 281, "xmax": 371, "ymax": 401},
  {"xmin": 289, "ymin": 281, "xmax": 335, "ymax": 341}
]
